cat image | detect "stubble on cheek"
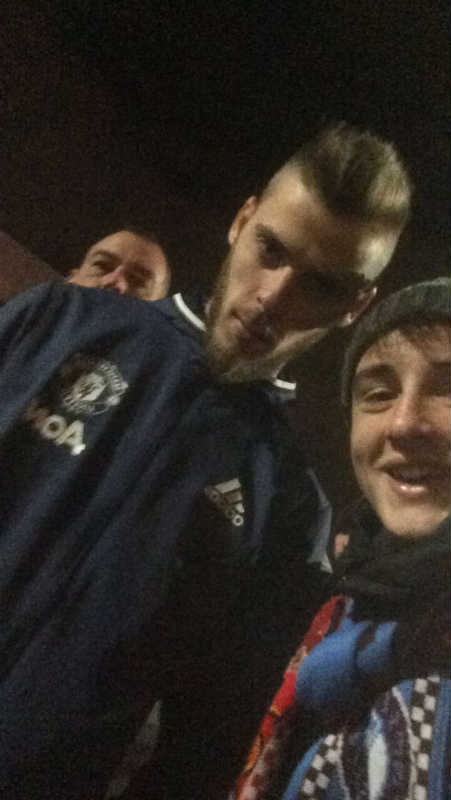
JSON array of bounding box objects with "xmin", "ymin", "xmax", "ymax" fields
[
  {"xmin": 205, "ymin": 309, "xmax": 331, "ymax": 384},
  {"xmin": 204, "ymin": 255, "xmax": 238, "ymax": 378}
]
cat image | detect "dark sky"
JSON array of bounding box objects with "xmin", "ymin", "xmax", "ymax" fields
[{"xmin": 1, "ymin": 0, "xmax": 449, "ymax": 290}]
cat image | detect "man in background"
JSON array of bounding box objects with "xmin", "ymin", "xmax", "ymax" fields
[
  {"xmin": 68, "ymin": 228, "xmax": 171, "ymax": 300},
  {"xmin": 70, "ymin": 227, "xmax": 170, "ymax": 798}
]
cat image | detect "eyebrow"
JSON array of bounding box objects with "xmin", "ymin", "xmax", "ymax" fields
[
  {"xmin": 89, "ymin": 249, "xmax": 116, "ymax": 261},
  {"xmin": 353, "ymin": 364, "xmax": 394, "ymax": 390},
  {"xmin": 353, "ymin": 360, "xmax": 451, "ymax": 391}
]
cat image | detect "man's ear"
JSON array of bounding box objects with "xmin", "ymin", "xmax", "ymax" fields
[
  {"xmin": 153, "ymin": 264, "xmax": 172, "ymax": 299},
  {"xmin": 227, "ymin": 196, "xmax": 258, "ymax": 246},
  {"xmin": 151, "ymin": 254, "xmax": 172, "ymax": 299},
  {"xmin": 337, "ymin": 285, "xmax": 378, "ymax": 328}
]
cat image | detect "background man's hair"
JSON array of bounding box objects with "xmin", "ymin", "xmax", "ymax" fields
[
  {"xmin": 341, "ymin": 276, "xmax": 451, "ymax": 405},
  {"xmin": 280, "ymin": 122, "xmax": 412, "ymax": 228},
  {"xmin": 87, "ymin": 225, "xmax": 163, "ymax": 250},
  {"xmin": 66, "ymin": 225, "xmax": 166, "ymax": 276}
]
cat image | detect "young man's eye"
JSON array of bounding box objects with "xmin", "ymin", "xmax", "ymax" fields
[
  {"xmin": 257, "ymin": 233, "xmax": 285, "ymax": 268},
  {"xmin": 366, "ymin": 388, "xmax": 393, "ymax": 401},
  {"xmin": 354, "ymin": 386, "xmax": 396, "ymax": 408}
]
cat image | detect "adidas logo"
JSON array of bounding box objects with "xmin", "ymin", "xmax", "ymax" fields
[{"xmin": 204, "ymin": 478, "xmax": 245, "ymax": 527}]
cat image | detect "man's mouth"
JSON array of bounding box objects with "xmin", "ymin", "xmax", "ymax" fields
[
  {"xmin": 384, "ymin": 464, "xmax": 448, "ymax": 495},
  {"xmin": 233, "ymin": 313, "xmax": 274, "ymax": 353}
]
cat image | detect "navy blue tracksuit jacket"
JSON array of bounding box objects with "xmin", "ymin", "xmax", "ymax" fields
[{"xmin": 0, "ymin": 284, "xmax": 331, "ymax": 799}]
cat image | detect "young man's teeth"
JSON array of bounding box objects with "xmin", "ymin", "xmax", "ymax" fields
[{"xmin": 391, "ymin": 467, "xmax": 430, "ymax": 483}]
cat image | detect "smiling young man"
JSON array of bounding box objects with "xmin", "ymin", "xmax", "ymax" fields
[
  {"xmin": 0, "ymin": 123, "xmax": 411, "ymax": 800},
  {"xmin": 279, "ymin": 278, "xmax": 451, "ymax": 800},
  {"xmin": 235, "ymin": 278, "xmax": 450, "ymax": 800},
  {"xmin": 68, "ymin": 229, "xmax": 171, "ymax": 301},
  {"xmin": 349, "ymin": 313, "xmax": 450, "ymax": 539}
]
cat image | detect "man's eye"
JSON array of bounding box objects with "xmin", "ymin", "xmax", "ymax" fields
[
  {"xmin": 257, "ymin": 234, "xmax": 285, "ymax": 268},
  {"xmin": 297, "ymin": 272, "xmax": 350, "ymax": 300},
  {"xmin": 429, "ymin": 372, "xmax": 451, "ymax": 399},
  {"xmin": 365, "ymin": 388, "xmax": 393, "ymax": 401},
  {"xmin": 92, "ymin": 260, "xmax": 111, "ymax": 273},
  {"xmin": 129, "ymin": 274, "xmax": 146, "ymax": 287},
  {"xmin": 355, "ymin": 386, "xmax": 395, "ymax": 407}
]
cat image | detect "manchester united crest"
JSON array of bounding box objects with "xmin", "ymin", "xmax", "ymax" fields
[{"xmin": 59, "ymin": 353, "xmax": 128, "ymax": 416}]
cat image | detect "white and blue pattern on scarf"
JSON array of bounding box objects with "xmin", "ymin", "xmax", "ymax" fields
[{"xmin": 295, "ymin": 676, "xmax": 443, "ymax": 800}]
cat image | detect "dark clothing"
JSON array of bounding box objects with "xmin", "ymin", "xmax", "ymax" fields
[
  {"xmin": 0, "ymin": 283, "xmax": 331, "ymax": 799},
  {"xmin": 236, "ymin": 509, "xmax": 450, "ymax": 800}
]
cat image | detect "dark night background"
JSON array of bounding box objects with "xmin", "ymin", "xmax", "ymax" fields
[{"xmin": 0, "ymin": 0, "xmax": 449, "ymax": 508}]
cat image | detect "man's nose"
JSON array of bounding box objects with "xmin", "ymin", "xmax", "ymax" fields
[
  {"xmin": 388, "ymin": 392, "xmax": 434, "ymax": 442},
  {"xmin": 101, "ymin": 266, "xmax": 129, "ymax": 294},
  {"xmin": 257, "ymin": 267, "xmax": 295, "ymax": 314}
]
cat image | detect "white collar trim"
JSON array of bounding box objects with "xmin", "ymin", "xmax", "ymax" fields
[
  {"xmin": 173, "ymin": 293, "xmax": 296, "ymax": 392},
  {"xmin": 173, "ymin": 292, "xmax": 206, "ymax": 332},
  {"xmin": 272, "ymin": 377, "xmax": 297, "ymax": 392}
]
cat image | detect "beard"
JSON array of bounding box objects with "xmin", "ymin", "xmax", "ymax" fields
[
  {"xmin": 204, "ymin": 252, "xmax": 252, "ymax": 382},
  {"xmin": 205, "ymin": 253, "xmax": 328, "ymax": 383}
]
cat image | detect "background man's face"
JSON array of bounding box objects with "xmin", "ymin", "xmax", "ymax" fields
[
  {"xmin": 206, "ymin": 170, "xmax": 392, "ymax": 381},
  {"xmin": 351, "ymin": 324, "xmax": 450, "ymax": 538},
  {"xmin": 68, "ymin": 230, "xmax": 170, "ymax": 301}
]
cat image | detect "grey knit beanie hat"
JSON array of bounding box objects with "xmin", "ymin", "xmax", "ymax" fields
[{"xmin": 341, "ymin": 276, "xmax": 451, "ymax": 405}]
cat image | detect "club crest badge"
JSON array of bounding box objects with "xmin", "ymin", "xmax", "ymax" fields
[{"xmin": 59, "ymin": 353, "xmax": 128, "ymax": 416}]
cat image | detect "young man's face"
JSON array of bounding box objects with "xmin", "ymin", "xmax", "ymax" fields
[
  {"xmin": 68, "ymin": 231, "xmax": 171, "ymax": 301},
  {"xmin": 351, "ymin": 324, "xmax": 451, "ymax": 538},
  {"xmin": 206, "ymin": 169, "xmax": 396, "ymax": 382}
]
